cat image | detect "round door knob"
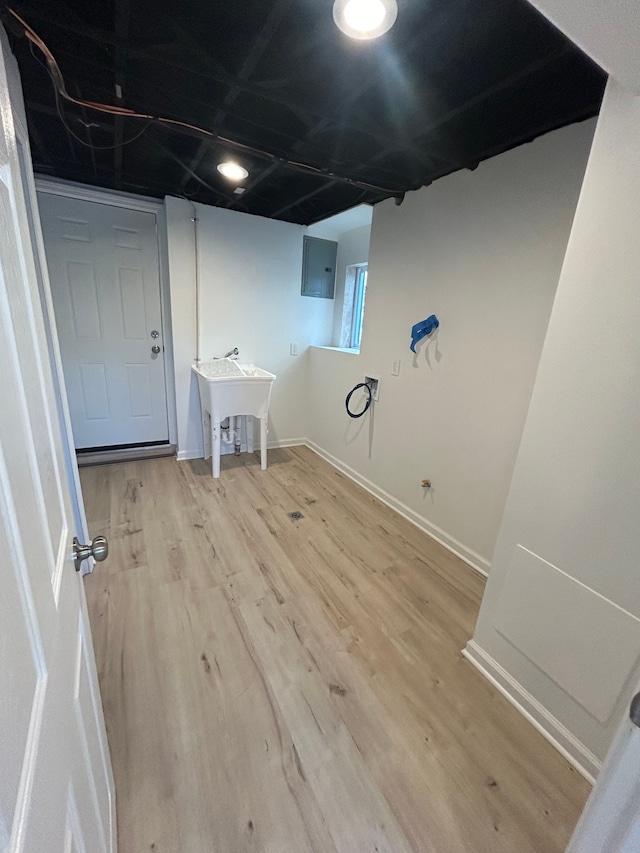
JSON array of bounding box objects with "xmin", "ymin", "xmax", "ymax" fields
[
  {"xmin": 151, "ymin": 344, "xmax": 161, "ymax": 354},
  {"xmin": 73, "ymin": 535, "xmax": 109, "ymax": 572}
]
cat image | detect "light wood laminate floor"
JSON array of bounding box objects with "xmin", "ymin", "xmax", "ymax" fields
[{"xmin": 81, "ymin": 446, "xmax": 589, "ymax": 853}]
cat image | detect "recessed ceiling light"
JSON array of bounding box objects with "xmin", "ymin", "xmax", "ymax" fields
[
  {"xmin": 333, "ymin": 0, "xmax": 397, "ymax": 40},
  {"xmin": 217, "ymin": 162, "xmax": 249, "ymax": 181}
]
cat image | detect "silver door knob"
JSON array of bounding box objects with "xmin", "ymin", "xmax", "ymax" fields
[
  {"xmin": 151, "ymin": 344, "xmax": 161, "ymax": 354},
  {"xmin": 73, "ymin": 535, "xmax": 108, "ymax": 572}
]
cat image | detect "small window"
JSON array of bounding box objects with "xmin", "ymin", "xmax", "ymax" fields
[{"xmin": 340, "ymin": 263, "xmax": 367, "ymax": 349}]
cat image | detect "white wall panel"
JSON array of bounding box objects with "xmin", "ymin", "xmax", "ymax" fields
[
  {"xmin": 126, "ymin": 364, "xmax": 152, "ymax": 418},
  {"xmin": 58, "ymin": 217, "xmax": 91, "ymax": 243},
  {"xmin": 118, "ymin": 268, "xmax": 146, "ymax": 341},
  {"xmin": 66, "ymin": 261, "xmax": 101, "ymax": 340},
  {"xmin": 79, "ymin": 364, "xmax": 110, "ymax": 421},
  {"xmin": 495, "ymin": 546, "xmax": 640, "ymax": 723},
  {"xmin": 470, "ymin": 80, "xmax": 640, "ymax": 770}
]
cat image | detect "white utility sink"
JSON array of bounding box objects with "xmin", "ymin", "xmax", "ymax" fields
[{"xmin": 192, "ymin": 360, "xmax": 276, "ymax": 477}]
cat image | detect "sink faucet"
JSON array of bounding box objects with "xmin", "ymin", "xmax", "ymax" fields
[{"xmin": 214, "ymin": 347, "xmax": 239, "ymax": 359}]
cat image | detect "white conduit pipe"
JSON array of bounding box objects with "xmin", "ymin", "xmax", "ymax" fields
[{"xmin": 191, "ymin": 202, "xmax": 200, "ymax": 363}]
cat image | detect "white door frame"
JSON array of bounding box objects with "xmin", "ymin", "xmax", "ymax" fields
[
  {"xmin": 34, "ymin": 175, "xmax": 178, "ymax": 452},
  {"xmin": 12, "ymin": 124, "xmax": 93, "ymax": 557},
  {"xmin": 567, "ymin": 683, "xmax": 640, "ymax": 852}
]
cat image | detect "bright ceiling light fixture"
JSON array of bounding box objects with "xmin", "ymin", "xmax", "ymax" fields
[
  {"xmin": 333, "ymin": 0, "xmax": 398, "ymax": 40},
  {"xmin": 217, "ymin": 161, "xmax": 249, "ymax": 181}
]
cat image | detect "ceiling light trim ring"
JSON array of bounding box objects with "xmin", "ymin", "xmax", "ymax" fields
[
  {"xmin": 217, "ymin": 162, "xmax": 249, "ymax": 181},
  {"xmin": 333, "ymin": 0, "xmax": 398, "ymax": 40}
]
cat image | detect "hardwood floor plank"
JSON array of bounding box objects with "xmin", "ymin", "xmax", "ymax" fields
[
  {"xmin": 238, "ymin": 591, "xmax": 419, "ymax": 853},
  {"xmin": 89, "ymin": 565, "xmax": 181, "ymax": 852},
  {"xmin": 82, "ymin": 447, "xmax": 590, "ymax": 852},
  {"xmin": 155, "ymin": 582, "xmax": 337, "ymax": 853}
]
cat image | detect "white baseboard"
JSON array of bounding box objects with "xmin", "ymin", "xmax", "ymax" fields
[
  {"xmin": 303, "ymin": 440, "xmax": 490, "ymax": 578},
  {"xmin": 269, "ymin": 437, "xmax": 306, "ymax": 449},
  {"xmin": 462, "ymin": 639, "xmax": 600, "ymax": 784},
  {"xmin": 176, "ymin": 449, "xmax": 202, "ymax": 461}
]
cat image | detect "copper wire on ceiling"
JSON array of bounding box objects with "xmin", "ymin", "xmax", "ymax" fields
[
  {"xmin": 7, "ymin": 1, "xmax": 607, "ymax": 223},
  {"xmin": 7, "ymin": 7, "xmax": 405, "ymax": 199}
]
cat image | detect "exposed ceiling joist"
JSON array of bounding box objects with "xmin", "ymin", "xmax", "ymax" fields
[{"xmin": 8, "ymin": 0, "xmax": 606, "ymax": 225}]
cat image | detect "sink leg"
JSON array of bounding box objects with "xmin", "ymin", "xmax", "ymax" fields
[
  {"xmin": 260, "ymin": 416, "xmax": 268, "ymax": 471},
  {"xmin": 246, "ymin": 416, "xmax": 254, "ymax": 454},
  {"xmin": 212, "ymin": 420, "xmax": 221, "ymax": 478},
  {"xmin": 202, "ymin": 411, "xmax": 211, "ymax": 460}
]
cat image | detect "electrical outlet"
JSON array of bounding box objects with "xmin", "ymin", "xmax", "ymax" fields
[
  {"xmin": 290, "ymin": 342, "xmax": 299, "ymax": 356},
  {"xmin": 392, "ymin": 358, "xmax": 401, "ymax": 376}
]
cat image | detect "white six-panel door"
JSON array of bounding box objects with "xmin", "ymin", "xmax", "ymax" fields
[
  {"xmin": 38, "ymin": 192, "xmax": 169, "ymax": 449},
  {"xmin": 0, "ymin": 26, "xmax": 114, "ymax": 853}
]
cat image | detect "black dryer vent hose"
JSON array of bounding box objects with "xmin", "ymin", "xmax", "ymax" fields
[{"xmin": 345, "ymin": 382, "xmax": 372, "ymax": 419}]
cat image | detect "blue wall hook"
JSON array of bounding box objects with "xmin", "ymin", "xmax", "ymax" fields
[{"xmin": 410, "ymin": 314, "xmax": 439, "ymax": 353}]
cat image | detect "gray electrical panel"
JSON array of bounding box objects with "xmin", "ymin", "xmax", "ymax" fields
[{"xmin": 301, "ymin": 235, "xmax": 337, "ymax": 299}]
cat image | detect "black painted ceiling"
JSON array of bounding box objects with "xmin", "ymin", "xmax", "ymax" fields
[{"xmin": 4, "ymin": 0, "xmax": 606, "ymax": 224}]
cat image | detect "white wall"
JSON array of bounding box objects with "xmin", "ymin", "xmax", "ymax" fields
[
  {"xmin": 306, "ymin": 204, "xmax": 372, "ymax": 241},
  {"xmin": 165, "ymin": 197, "xmax": 333, "ymax": 458},
  {"xmin": 307, "ymin": 119, "xmax": 595, "ymax": 573},
  {"xmin": 466, "ymin": 79, "xmax": 640, "ymax": 779}
]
